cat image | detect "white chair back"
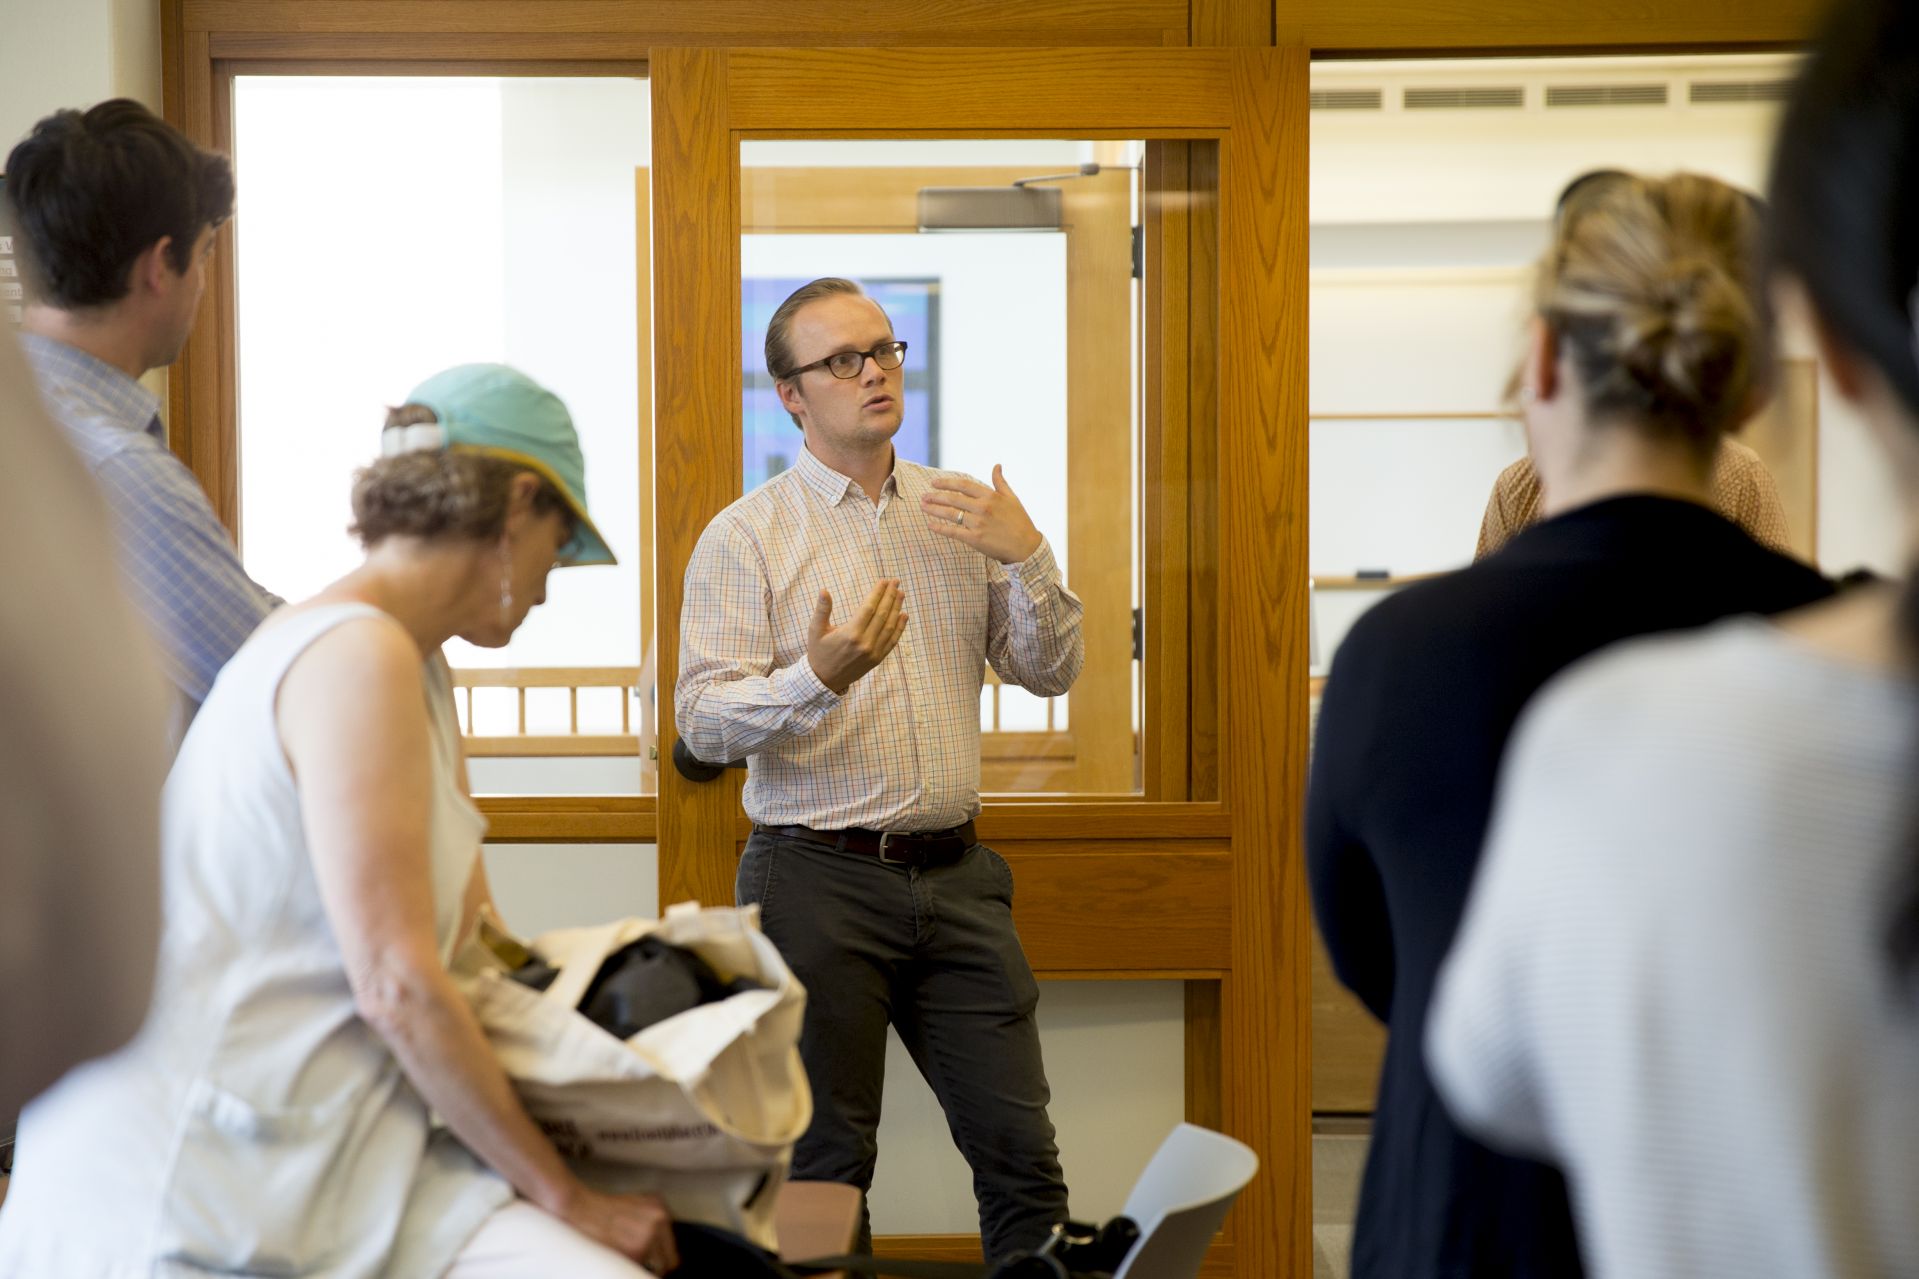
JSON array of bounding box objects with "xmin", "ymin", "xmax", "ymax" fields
[{"xmin": 1112, "ymin": 1123, "xmax": 1259, "ymax": 1279}]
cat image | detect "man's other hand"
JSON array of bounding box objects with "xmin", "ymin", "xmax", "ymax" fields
[{"xmin": 806, "ymin": 578, "xmax": 909, "ymax": 695}]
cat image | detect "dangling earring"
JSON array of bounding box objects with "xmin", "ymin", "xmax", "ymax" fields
[{"xmin": 498, "ymin": 535, "xmax": 514, "ymax": 628}]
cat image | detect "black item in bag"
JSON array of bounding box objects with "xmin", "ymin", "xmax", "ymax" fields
[{"xmin": 508, "ymin": 934, "xmax": 766, "ymax": 1040}]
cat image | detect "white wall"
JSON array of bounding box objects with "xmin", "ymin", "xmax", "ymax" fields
[
  {"xmin": 1308, "ymin": 56, "xmax": 1911, "ymax": 665},
  {"xmin": 0, "ymin": 0, "xmax": 156, "ymax": 155}
]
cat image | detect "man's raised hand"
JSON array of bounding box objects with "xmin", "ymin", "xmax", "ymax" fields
[{"xmin": 806, "ymin": 578, "xmax": 909, "ymax": 695}]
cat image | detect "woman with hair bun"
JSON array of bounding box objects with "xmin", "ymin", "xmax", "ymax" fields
[
  {"xmin": 0, "ymin": 365, "xmax": 678, "ymax": 1278},
  {"xmin": 1307, "ymin": 171, "xmax": 1833, "ymax": 1278},
  {"xmin": 1431, "ymin": 2, "xmax": 1919, "ymax": 1275}
]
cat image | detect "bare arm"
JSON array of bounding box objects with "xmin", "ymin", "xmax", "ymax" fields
[{"xmin": 279, "ymin": 617, "xmax": 676, "ymax": 1274}]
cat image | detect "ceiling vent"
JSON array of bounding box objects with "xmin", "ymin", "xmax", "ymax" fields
[
  {"xmin": 1310, "ymin": 88, "xmax": 1384, "ymax": 111},
  {"xmin": 1403, "ymin": 86, "xmax": 1525, "ymax": 110},
  {"xmin": 1689, "ymin": 79, "xmax": 1793, "ymax": 105},
  {"xmin": 1545, "ymin": 83, "xmax": 1668, "ymax": 108}
]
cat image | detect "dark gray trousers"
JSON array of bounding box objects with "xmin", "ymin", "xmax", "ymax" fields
[{"xmin": 737, "ymin": 829, "xmax": 1068, "ymax": 1261}]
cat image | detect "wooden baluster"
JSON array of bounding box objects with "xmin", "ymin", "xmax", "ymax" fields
[
  {"xmin": 516, "ymin": 687, "xmax": 526, "ymax": 736},
  {"xmin": 570, "ymin": 686, "xmax": 580, "ymax": 735}
]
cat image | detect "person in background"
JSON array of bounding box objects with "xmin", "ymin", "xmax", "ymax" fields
[
  {"xmin": 676, "ymin": 277, "xmax": 1083, "ymax": 1259},
  {"xmin": 0, "ymin": 325, "xmax": 167, "ymax": 1156},
  {"xmin": 1472, "ymin": 172, "xmax": 1795, "ymax": 561},
  {"xmin": 0, "ymin": 365, "xmax": 674, "ymax": 1279},
  {"xmin": 1475, "ymin": 434, "xmax": 1792, "ymax": 558},
  {"xmin": 6, "ymin": 99, "xmax": 277, "ymax": 748},
  {"xmin": 1429, "ymin": 4, "xmax": 1919, "ymax": 1275},
  {"xmin": 1307, "ymin": 170, "xmax": 1833, "ymax": 1279}
]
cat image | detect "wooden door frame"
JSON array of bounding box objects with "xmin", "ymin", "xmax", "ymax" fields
[{"xmin": 650, "ymin": 47, "xmax": 1306, "ymax": 1277}]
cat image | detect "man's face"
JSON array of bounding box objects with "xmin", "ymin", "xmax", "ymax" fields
[
  {"xmin": 776, "ymin": 293, "xmax": 904, "ymax": 454},
  {"xmin": 151, "ymin": 225, "xmax": 215, "ymax": 368}
]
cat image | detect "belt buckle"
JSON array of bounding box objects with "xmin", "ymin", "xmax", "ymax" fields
[{"xmin": 876, "ymin": 831, "xmax": 913, "ymax": 865}]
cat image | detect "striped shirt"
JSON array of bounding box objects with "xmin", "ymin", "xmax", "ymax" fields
[
  {"xmin": 1474, "ymin": 438, "xmax": 1793, "ymax": 560},
  {"xmin": 675, "ymin": 445, "xmax": 1084, "ymax": 831},
  {"xmin": 1430, "ymin": 618, "xmax": 1919, "ymax": 1279},
  {"xmin": 22, "ymin": 334, "xmax": 279, "ymax": 743}
]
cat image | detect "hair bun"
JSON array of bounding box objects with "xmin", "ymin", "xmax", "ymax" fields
[
  {"xmin": 1618, "ymin": 253, "xmax": 1751, "ymax": 411},
  {"xmin": 1536, "ymin": 172, "xmax": 1766, "ymax": 446}
]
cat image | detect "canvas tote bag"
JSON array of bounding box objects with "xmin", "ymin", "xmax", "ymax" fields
[{"xmin": 451, "ymin": 901, "xmax": 811, "ymax": 1249}]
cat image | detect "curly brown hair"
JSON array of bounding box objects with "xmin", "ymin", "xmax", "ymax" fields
[{"xmin": 348, "ymin": 405, "xmax": 572, "ymax": 548}]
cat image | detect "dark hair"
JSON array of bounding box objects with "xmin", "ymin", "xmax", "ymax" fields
[
  {"xmin": 764, "ymin": 276, "xmax": 870, "ymax": 428},
  {"xmin": 1534, "ymin": 171, "xmax": 1770, "ymax": 461},
  {"xmin": 350, "ymin": 405, "xmax": 571, "ymax": 548},
  {"xmin": 3, "ymin": 99, "xmax": 235, "ymax": 310},
  {"xmin": 1768, "ymin": 0, "xmax": 1919, "ymax": 989}
]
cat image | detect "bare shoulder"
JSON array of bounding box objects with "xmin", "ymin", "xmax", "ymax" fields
[{"xmin": 276, "ymin": 609, "xmax": 426, "ymax": 736}]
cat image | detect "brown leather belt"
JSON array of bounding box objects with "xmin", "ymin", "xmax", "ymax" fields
[{"xmin": 761, "ymin": 821, "xmax": 977, "ymax": 869}]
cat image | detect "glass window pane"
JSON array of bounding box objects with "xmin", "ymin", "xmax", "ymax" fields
[
  {"xmin": 735, "ymin": 140, "xmax": 1143, "ymax": 796},
  {"xmin": 233, "ymin": 76, "xmax": 653, "ymax": 795}
]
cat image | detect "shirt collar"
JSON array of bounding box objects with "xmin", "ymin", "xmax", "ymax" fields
[
  {"xmin": 795, "ymin": 441, "xmax": 897, "ymax": 506},
  {"xmin": 19, "ymin": 333, "xmax": 164, "ymax": 439}
]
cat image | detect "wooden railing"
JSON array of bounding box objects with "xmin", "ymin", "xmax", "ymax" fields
[
  {"xmin": 451, "ymin": 667, "xmax": 643, "ymax": 758},
  {"xmin": 452, "ymin": 665, "xmax": 1110, "ymax": 793}
]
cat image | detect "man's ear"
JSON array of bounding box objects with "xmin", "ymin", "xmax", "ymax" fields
[
  {"xmin": 774, "ymin": 376, "xmax": 807, "ymax": 423},
  {"xmin": 129, "ymin": 237, "xmax": 175, "ymax": 296}
]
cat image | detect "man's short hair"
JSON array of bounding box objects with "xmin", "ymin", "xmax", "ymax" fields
[
  {"xmin": 765, "ymin": 277, "xmax": 879, "ymax": 429},
  {"xmin": 4, "ymin": 99, "xmax": 235, "ymax": 311}
]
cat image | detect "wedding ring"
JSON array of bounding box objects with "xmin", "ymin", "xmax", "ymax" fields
[{"xmin": 955, "ymin": 511, "xmax": 965, "ymax": 528}]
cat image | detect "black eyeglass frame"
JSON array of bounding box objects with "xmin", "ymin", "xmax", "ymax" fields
[{"xmin": 780, "ymin": 340, "xmax": 909, "ymax": 381}]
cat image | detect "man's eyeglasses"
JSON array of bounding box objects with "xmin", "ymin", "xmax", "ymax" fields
[{"xmin": 782, "ymin": 340, "xmax": 909, "ymax": 381}]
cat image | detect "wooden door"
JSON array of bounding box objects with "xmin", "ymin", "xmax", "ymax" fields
[{"xmin": 652, "ymin": 47, "xmax": 1310, "ymax": 1277}]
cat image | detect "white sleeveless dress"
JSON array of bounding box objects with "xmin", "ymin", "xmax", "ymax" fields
[{"xmin": 0, "ymin": 604, "xmax": 512, "ymax": 1278}]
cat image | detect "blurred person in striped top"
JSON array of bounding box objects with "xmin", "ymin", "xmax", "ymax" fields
[{"xmin": 5, "ymin": 99, "xmax": 278, "ymax": 750}]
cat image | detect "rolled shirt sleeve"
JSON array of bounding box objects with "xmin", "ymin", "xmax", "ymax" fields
[
  {"xmin": 674, "ymin": 516, "xmax": 841, "ymax": 766},
  {"xmin": 987, "ymin": 537, "xmax": 1085, "ymax": 697}
]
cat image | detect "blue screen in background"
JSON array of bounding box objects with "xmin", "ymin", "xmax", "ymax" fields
[{"xmin": 741, "ymin": 276, "xmax": 940, "ymax": 491}]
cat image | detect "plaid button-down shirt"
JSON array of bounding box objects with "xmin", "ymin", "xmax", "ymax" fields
[
  {"xmin": 676, "ymin": 446, "xmax": 1085, "ymax": 831},
  {"xmin": 23, "ymin": 334, "xmax": 279, "ymax": 743}
]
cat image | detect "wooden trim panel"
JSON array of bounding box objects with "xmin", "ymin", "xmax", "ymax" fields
[
  {"xmin": 1219, "ymin": 46, "xmax": 1310, "ymax": 1278},
  {"xmin": 726, "ymin": 49, "xmax": 1234, "ymax": 131},
  {"xmin": 651, "ymin": 47, "xmax": 742, "ymax": 912},
  {"xmin": 184, "ymin": 0, "xmax": 1189, "ymax": 47},
  {"xmin": 1279, "ymin": 0, "xmax": 1822, "ymax": 53},
  {"xmin": 476, "ymin": 795, "xmax": 656, "ymax": 842}
]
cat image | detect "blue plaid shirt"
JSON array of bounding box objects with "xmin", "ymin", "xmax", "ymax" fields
[{"xmin": 23, "ymin": 334, "xmax": 279, "ymax": 741}]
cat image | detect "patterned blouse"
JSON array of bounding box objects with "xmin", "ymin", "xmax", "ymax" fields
[{"xmin": 1474, "ymin": 438, "xmax": 1793, "ymax": 560}]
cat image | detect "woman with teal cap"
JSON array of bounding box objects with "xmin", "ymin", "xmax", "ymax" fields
[{"xmin": 0, "ymin": 365, "xmax": 673, "ymax": 1278}]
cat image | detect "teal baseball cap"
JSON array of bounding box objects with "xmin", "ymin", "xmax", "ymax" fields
[{"xmin": 397, "ymin": 363, "xmax": 615, "ymax": 567}]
